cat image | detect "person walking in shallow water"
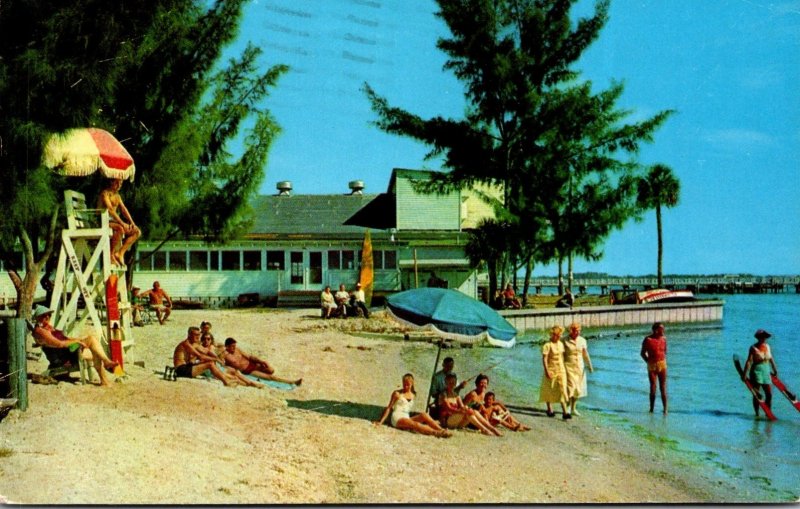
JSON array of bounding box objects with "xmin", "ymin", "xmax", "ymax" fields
[
  {"xmin": 564, "ymin": 322, "xmax": 594, "ymax": 417},
  {"xmin": 741, "ymin": 329, "xmax": 778, "ymax": 418},
  {"xmin": 540, "ymin": 325, "xmax": 569, "ymax": 419},
  {"xmin": 641, "ymin": 322, "xmax": 668, "ymax": 414}
]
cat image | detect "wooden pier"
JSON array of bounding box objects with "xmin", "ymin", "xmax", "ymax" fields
[
  {"xmin": 525, "ymin": 275, "xmax": 800, "ymax": 294},
  {"xmin": 500, "ymin": 299, "xmax": 724, "ymax": 334}
]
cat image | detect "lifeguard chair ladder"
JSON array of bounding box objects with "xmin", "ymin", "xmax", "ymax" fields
[{"xmin": 47, "ymin": 190, "xmax": 134, "ymax": 365}]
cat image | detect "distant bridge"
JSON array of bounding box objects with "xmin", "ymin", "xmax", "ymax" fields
[{"xmin": 524, "ymin": 275, "xmax": 800, "ymax": 294}]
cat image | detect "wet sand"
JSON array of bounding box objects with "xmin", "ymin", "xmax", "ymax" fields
[{"xmin": 0, "ymin": 308, "xmax": 745, "ymax": 503}]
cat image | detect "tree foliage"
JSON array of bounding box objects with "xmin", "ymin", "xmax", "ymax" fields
[
  {"xmin": 365, "ymin": 0, "xmax": 674, "ymax": 297},
  {"xmin": 0, "ymin": 0, "xmax": 285, "ymax": 316}
]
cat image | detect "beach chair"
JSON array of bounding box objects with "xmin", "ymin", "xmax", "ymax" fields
[{"xmin": 26, "ymin": 320, "xmax": 94, "ymax": 384}]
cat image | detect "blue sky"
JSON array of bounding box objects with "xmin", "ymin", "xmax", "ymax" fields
[{"xmin": 229, "ymin": 0, "xmax": 799, "ymax": 276}]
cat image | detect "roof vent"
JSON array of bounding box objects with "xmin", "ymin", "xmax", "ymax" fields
[
  {"xmin": 276, "ymin": 181, "xmax": 292, "ymax": 196},
  {"xmin": 348, "ymin": 180, "xmax": 365, "ymax": 195}
]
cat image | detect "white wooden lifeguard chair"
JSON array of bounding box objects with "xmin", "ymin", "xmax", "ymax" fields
[{"xmin": 46, "ymin": 190, "xmax": 134, "ymax": 374}]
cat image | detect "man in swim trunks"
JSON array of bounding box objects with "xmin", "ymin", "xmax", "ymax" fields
[
  {"xmin": 97, "ymin": 178, "xmax": 141, "ymax": 266},
  {"xmin": 428, "ymin": 357, "xmax": 467, "ymax": 418},
  {"xmin": 172, "ymin": 327, "xmax": 232, "ymax": 385},
  {"xmin": 640, "ymin": 321, "xmax": 668, "ymax": 414},
  {"xmin": 141, "ymin": 281, "xmax": 173, "ymax": 325},
  {"xmin": 223, "ymin": 338, "xmax": 302, "ymax": 386}
]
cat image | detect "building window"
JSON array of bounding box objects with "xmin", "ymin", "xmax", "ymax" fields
[
  {"xmin": 382, "ymin": 250, "xmax": 397, "ymax": 269},
  {"xmin": 170, "ymin": 251, "xmax": 187, "ymax": 271},
  {"xmin": 342, "ymin": 250, "xmax": 355, "ymax": 270},
  {"xmin": 221, "ymin": 251, "xmax": 240, "ymax": 271},
  {"xmin": 266, "ymin": 251, "xmax": 284, "ymax": 271},
  {"xmin": 328, "ymin": 250, "xmax": 341, "ymax": 270},
  {"xmin": 290, "ymin": 252, "xmax": 303, "ymax": 284},
  {"xmin": 189, "ymin": 251, "xmax": 207, "ymax": 271},
  {"xmin": 243, "ymin": 250, "xmax": 261, "ymax": 271},
  {"xmin": 152, "ymin": 251, "xmax": 167, "ymax": 271},
  {"xmin": 210, "ymin": 251, "xmax": 220, "ymax": 271}
]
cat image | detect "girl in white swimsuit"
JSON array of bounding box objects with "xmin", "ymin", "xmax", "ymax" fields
[
  {"xmin": 374, "ymin": 373, "xmax": 452, "ymax": 438},
  {"xmin": 390, "ymin": 393, "xmax": 414, "ymax": 427}
]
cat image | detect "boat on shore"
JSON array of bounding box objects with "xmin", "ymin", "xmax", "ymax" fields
[{"xmin": 611, "ymin": 288, "xmax": 696, "ymax": 305}]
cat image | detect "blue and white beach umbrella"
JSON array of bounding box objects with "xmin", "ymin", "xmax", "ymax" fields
[{"xmin": 386, "ymin": 288, "xmax": 516, "ymax": 348}]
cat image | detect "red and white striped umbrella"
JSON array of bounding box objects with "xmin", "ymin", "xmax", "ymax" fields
[{"xmin": 43, "ymin": 127, "xmax": 136, "ymax": 181}]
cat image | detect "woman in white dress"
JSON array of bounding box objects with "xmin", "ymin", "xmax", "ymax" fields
[
  {"xmin": 374, "ymin": 373, "xmax": 452, "ymax": 437},
  {"xmin": 539, "ymin": 325, "xmax": 569, "ymax": 419},
  {"xmin": 563, "ymin": 322, "xmax": 594, "ymax": 416}
]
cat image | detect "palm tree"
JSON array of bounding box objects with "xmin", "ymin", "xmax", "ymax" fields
[{"xmin": 637, "ymin": 164, "xmax": 681, "ymax": 286}]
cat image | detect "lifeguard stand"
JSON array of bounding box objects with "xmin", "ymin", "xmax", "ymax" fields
[{"xmin": 47, "ymin": 190, "xmax": 134, "ymax": 366}]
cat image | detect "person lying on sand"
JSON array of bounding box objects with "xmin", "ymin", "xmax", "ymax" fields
[
  {"xmin": 374, "ymin": 373, "xmax": 451, "ymax": 438},
  {"xmin": 223, "ymin": 338, "xmax": 302, "ymax": 386},
  {"xmin": 173, "ymin": 327, "xmax": 235, "ymax": 386},
  {"xmin": 197, "ymin": 332, "xmax": 263, "ymax": 388}
]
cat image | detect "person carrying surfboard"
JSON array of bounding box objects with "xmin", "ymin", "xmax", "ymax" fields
[{"xmin": 741, "ymin": 329, "xmax": 779, "ymax": 418}]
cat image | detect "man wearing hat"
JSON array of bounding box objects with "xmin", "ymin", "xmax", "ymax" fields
[
  {"xmin": 741, "ymin": 329, "xmax": 779, "ymax": 418},
  {"xmin": 350, "ymin": 282, "xmax": 370, "ymax": 318},
  {"xmin": 31, "ymin": 305, "xmax": 119, "ymax": 386}
]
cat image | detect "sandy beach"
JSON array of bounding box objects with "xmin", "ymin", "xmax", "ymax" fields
[{"xmin": 0, "ymin": 307, "xmax": 745, "ymax": 504}]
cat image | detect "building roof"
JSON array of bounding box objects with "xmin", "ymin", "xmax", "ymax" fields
[
  {"xmin": 247, "ymin": 193, "xmax": 378, "ymax": 236},
  {"xmin": 342, "ymin": 192, "xmax": 396, "ymax": 230}
]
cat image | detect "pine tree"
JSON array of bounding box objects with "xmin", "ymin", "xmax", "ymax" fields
[
  {"xmin": 365, "ymin": 0, "xmax": 673, "ymax": 291},
  {"xmin": 0, "ymin": 0, "xmax": 285, "ymax": 316}
]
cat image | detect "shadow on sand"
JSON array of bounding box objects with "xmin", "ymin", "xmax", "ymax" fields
[
  {"xmin": 505, "ymin": 404, "xmax": 552, "ymax": 418},
  {"xmin": 287, "ymin": 399, "xmax": 383, "ymax": 422}
]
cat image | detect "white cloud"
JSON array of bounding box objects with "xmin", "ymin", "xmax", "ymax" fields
[{"xmin": 703, "ymin": 128, "xmax": 776, "ymax": 150}]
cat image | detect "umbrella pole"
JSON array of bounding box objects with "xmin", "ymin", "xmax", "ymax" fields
[{"xmin": 426, "ymin": 338, "xmax": 444, "ymax": 412}]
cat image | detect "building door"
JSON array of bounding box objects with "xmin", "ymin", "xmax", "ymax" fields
[
  {"xmin": 289, "ymin": 251, "xmax": 304, "ymax": 288},
  {"xmin": 309, "ymin": 251, "xmax": 323, "ymax": 285}
]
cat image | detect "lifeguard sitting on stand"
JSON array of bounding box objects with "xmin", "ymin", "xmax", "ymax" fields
[{"xmin": 97, "ymin": 178, "xmax": 140, "ymax": 266}]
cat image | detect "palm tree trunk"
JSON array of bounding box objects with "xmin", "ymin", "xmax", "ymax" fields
[{"xmin": 656, "ymin": 204, "xmax": 663, "ymax": 287}]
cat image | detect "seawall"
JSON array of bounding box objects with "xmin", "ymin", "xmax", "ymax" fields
[{"xmin": 500, "ymin": 299, "xmax": 724, "ymax": 333}]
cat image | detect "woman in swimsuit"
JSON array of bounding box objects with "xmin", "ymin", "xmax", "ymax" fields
[
  {"xmin": 31, "ymin": 305, "xmax": 118, "ymax": 386},
  {"xmin": 374, "ymin": 374, "xmax": 452, "ymax": 438},
  {"xmin": 438, "ymin": 373, "xmax": 502, "ymax": 436},
  {"xmin": 742, "ymin": 329, "xmax": 779, "ymax": 418},
  {"xmin": 462, "ymin": 374, "xmax": 490, "ymax": 413}
]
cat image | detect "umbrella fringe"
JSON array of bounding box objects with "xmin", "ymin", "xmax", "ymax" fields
[
  {"xmin": 42, "ymin": 128, "xmax": 136, "ymax": 181},
  {"xmin": 386, "ymin": 307, "xmax": 515, "ymax": 348},
  {"xmin": 49, "ymin": 154, "xmax": 104, "ymax": 176}
]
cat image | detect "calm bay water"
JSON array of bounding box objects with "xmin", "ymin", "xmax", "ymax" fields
[{"xmin": 404, "ymin": 293, "xmax": 800, "ymax": 501}]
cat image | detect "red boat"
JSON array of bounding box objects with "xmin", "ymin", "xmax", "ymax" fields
[{"xmin": 612, "ymin": 288, "xmax": 695, "ymax": 305}]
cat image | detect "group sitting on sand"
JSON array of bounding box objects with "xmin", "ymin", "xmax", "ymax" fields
[
  {"xmin": 171, "ymin": 321, "xmax": 302, "ymax": 387},
  {"xmin": 375, "ymin": 356, "xmax": 530, "ymax": 438}
]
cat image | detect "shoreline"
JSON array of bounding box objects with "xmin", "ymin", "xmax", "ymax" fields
[{"xmin": 0, "ymin": 308, "xmax": 758, "ymax": 503}]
